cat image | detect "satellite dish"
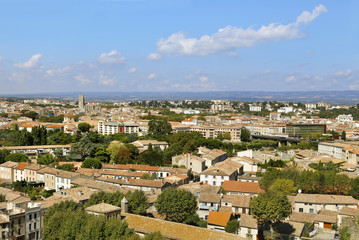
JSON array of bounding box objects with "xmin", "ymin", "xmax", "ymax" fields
[{"xmin": 298, "ymin": 189, "xmax": 302, "ymax": 193}]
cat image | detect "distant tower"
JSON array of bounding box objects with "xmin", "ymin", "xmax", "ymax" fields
[{"xmin": 78, "ymin": 94, "xmax": 85, "ymax": 112}]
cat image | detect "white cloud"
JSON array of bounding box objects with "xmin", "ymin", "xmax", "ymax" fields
[
  {"xmin": 350, "ymin": 85, "xmax": 359, "ymax": 90},
  {"xmin": 147, "ymin": 73, "xmax": 158, "ymax": 80},
  {"xmin": 14, "ymin": 54, "xmax": 42, "ymax": 69},
  {"xmin": 128, "ymin": 67, "xmax": 137, "ymax": 73},
  {"xmin": 285, "ymin": 75, "xmax": 296, "ymax": 82},
  {"xmin": 75, "ymin": 74, "xmax": 92, "ymax": 85},
  {"xmin": 296, "ymin": 4, "xmax": 327, "ymax": 25},
  {"xmin": 150, "ymin": 5, "xmax": 327, "ymax": 57},
  {"xmin": 98, "ymin": 74, "xmax": 116, "ymax": 86},
  {"xmin": 334, "ymin": 69, "xmax": 352, "ymax": 77},
  {"xmin": 184, "ymin": 74, "xmax": 193, "ymax": 79},
  {"xmin": 98, "ymin": 50, "xmax": 126, "ymax": 64},
  {"xmin": 147, "ymin": 53, "xmax": 162, "ymax": 61},
  {"xmin": 199, "ymin": 76, "xmax": 208, "ymax": 83},
  {"xmin": 46, "ymin": 66, "xmax": 71, "ymax": 76}
]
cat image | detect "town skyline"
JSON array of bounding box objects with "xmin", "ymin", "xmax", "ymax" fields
[{"xmin": 0, "ymin": 0, "xmax": 358, "ymax": 94}]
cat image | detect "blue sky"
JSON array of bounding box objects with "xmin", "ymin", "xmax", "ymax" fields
[{"xmin": 0, "ymin": 0, "xmax": 358, "ymax": 94}]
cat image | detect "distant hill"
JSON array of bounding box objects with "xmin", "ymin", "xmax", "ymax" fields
[{"xmin": 1, "ymin": 91, "xmax": 359, "ymax": 105}]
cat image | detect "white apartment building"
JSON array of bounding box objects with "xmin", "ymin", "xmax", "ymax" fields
[
  {"xmin": 336, "ymin": 114, "xmax": 354, "ymax": 123},
  {"xmin": 98, "ymin": 121, "xmax": 139, "ymax": 135},
  {"xmin": 318, "ymin": 142, "xmax": 349, "ymax": 159},
  {"xmin": 249, "ymin": 105, "xmax": 262, "ymax": 112},
  {"xmin": 278, "ymin": 106, "xmax": 295, "ymax": 113}
]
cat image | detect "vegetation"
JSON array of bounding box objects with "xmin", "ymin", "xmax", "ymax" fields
[
  {"xmin": 5, "ymin": 153, "xmax": 30, "ymax": 162},
  {"xmin": 155, "ymin": 188, "xmax": 197, "ymax": 223},
  {"xmin": 81, "ymin": 158, "xmax": 102, "ymax": 169},
  {"xmin": 225, "ymin": 220, "xmax": 240, "ymax": 234},
  {"xmin": 43, "ymin": 201, "xmax": 136, "ymax": 240}
]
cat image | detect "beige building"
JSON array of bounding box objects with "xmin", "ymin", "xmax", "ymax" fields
[
  {"xmin": 172, "ymin": 154, "xmax": 206, "ymax": 174},
  {"xmin": 24, "ymin": 164, "xmax": 45, "ymax": 182},
  {"xmin": 44, "ymin": 168, "xmax": 63, "ymax": 190},
  {"xmin": 0, "ymin": 161, "xmax": 19, "ymax": 182},
  {"xmin": 291, "ymin": 194, "xmax": 358, "ymax": 214},
  {"xmin": 190, "ymin": 125, "xmax": 242, "ymax": 142}
]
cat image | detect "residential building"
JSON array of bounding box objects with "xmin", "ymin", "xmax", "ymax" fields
[
  {"xmin": 200, "ymin": 160, "xmax": 243, "ymax": 187},
  {"xmin": 44, "ymin": 168, "xmax": 63, "ymax": 190},
  {"xmin": 221, "ymin": 195, "xmax": 251, "ymax": 214},
  {"xmin": 0, "ymin": 145, "xmax": 71, "ymax": 157},
  {"xmin": 0, "ymin": 161, "xmax": 18, "ymax": 182},
  {"xmin": 207, "ymin": 211, "xmax": 232, "ymax": 232},
  {"xmin": 190, "ymin": 125, "xmax": 243, "ymax": 142},
  {"xmin": 14, "ymin": 162, "xmax": 28, "ymax": 182},
  {"xmin": 292, "ymin": 194, "xmax": 358, "ymax": 214},
  {"xmin": 132, "ymin": 140, "xmax": 169, "ymax": 151},
  {"xmin": 197, "ymin": 193, "xmax": 221, "ymax": 220},
  {"xmin": 172, "ymin": 154, "xmax": 206, "ymax": 174},
  {"xmin": 55, "ymin": 171, "xmax": 81, "ymax": 191},
  {"xmin": 24, "ymin": 164, "xmax": 45, "ymax": 182},
  {"xmin": 222, "ymin": 181, "xmax": 263, "ymax": 197},
  {"xmin": 286, "ymin": 124, "xmax": 326, "ymax": 138},
  {"xmin": 239, "ymin": 214, "xmax": 260, "ymax": 240}
]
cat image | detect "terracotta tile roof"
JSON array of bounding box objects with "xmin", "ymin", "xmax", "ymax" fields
[
  {"xmin": 222, "ymin": 181, "xmax": 263, "ymax": 194},
  {"xmin": 206, "ymin": 211, "xmax": 232, "ymax": 227},
  {"xmin": 290, "ymin": 212, "xmax": 337, "ymax": 224},
  {"xmin": 122, "ymin": 213, "xmax": 245, "ymax": 240},
  {"xmin": 14, "ymin": 162, "xmax": 28, "ymax": 170}
]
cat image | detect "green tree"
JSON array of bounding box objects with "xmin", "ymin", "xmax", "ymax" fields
[
  {"xmin": 216, "ymin": 132, "xmax": 224, "ymax": 140},
  {"xmin": 269, "ymin": 179, "xmax": 297, "ymax": 196},
  {"xmin": 0, "ymin": 194, "xmax": 5, "ymax": 202},
  {"xmin": 297, "ymin": 141, "xmax": 310, "ymax": 150},
  {"xmin": 78, "ymin": 122, "xmax": 91, "ymax": 133},
  {"xmin": 5, "ymin": 153, "xmax": 30, "ymax": 162},
  {"xmin": 148, "ymin": 119, "xmax": 172, "ymax": 136},
  {"xmin": 58, "ymin": 164, "xmax": 74, "ymax": 171},
  {"xmin": 341, "ymin": 131, "xmax": 347, "ymax": 140},
  {"xmin": 223, "ymin": 132, "xmax": 231, "ymax": 140},
  {"xmin": 117, "ymin": 145, "xmax": 132, "ymax": 164},
  {"xmin": 240, "ymin": 128, "xmax": 251, "ymax": 142},
  {"xmin": 107, "ymin": 143, "xmax": 122, "ymax": 163},
  {"xmin": 250, "ymin": 192, "xmax": 291, "ymax": 228},
  {"xmin": 82, "ymin": 158, "xmax": 102, "ymax": 169},
  {"xmin": 340, "ymin": 226, "xmax": 351, "ymax": 240},
  {"xmin": 225, "ymin": 220, "xmax": 239, "ymax": 234},
  {"xmin": 0, "ymin": 149, "xmax": 10, "ymax": 164},
  {"xmin": 140, "ymin": 173, "xmax": 153, "ymax": 180},
  {"xmin": 37, "ymin": 153, "xmax": 56, "ymax": 165},
  {"xmin": 156, "ymin": 188, "xmax": 197, "ymax": 223},
  {"xmin": 125, "ymin": 190, "xmax": 150, "ymax": 215}
]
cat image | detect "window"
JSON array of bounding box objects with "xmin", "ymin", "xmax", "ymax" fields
[
  {"xmin": 213, "ymin": 181, "xmax": 216, "ymax": 186},
  {"xmin": 205, "ymin": 175, "xmax": 208, "ymax": 178},
  {"xmin": 29, "ymin": 223, "xmax": 31, "ymax": 231},
  {"xmin": 34, "ymin": 213, "xmax": 37, "ymax": 219},
  {"xmin": 29, "ymin": 214, "xmax": 32, "ymax": 220},
  {"xmin": 205, "ymin": 180, "xmax": 208, "ymax": 184},
  {"xmin": 18, "ymin": 219, "xmax": 21, "ymax": 224},
  {"xmin": 34, "ymin": 222, "xmax": 36, "ymax": 229},
  {"xmin": 299, "ymin": 208, "xmax": 303, "ymax": 212},
  {"xmin": 221, "ymin": 176, "xmax": 224, "ymax": 180}
]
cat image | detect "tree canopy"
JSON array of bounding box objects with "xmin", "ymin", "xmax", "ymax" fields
[{"xmin": 155, "ymin": 188, "xmax": 197, "ymax": 223}]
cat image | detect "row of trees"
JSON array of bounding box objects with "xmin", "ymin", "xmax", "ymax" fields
[
  {"xmin": 260, "ymin": 164, "xmax": 357, "ymax": 197},
  {"xmin": 43, "ymin": 201, "xmax": 166, "ymax": 240}
]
